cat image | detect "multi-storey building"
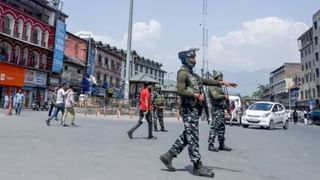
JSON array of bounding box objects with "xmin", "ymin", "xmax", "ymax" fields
[
  {"xmin": 62, "ymin": 32, "xmax": 87, "ymax": 94},
  {"xmin": 297, "ymin": 9, "xmax": 320, "ymax": 109},
  {"xmin": 0, "ymin": 0, "xmax": 66, "ymax": 107},
  {"xmin": 269, "ymin": 63, "xmax": 300, "ymax": 107}
]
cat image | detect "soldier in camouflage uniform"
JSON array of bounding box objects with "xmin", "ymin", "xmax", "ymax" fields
[
  {"xmin": 153, "ymin": 86, "xmax": 168, "ymax": 132},
  {"xmin": 208, "ymin": 71, "xmax": 232, "ymax": 152},
  {"xmin": 159, "ymin": 49, "xmax": 237, "ymax": 178}
]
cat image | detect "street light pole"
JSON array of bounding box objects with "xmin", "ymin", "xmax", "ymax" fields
[{"xmin": 124, "ymin": 0, "xmax": 134, "ymax": 100}]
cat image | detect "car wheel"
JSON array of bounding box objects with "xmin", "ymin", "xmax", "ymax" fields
[
  {"xmin": 283, "ymin": 120, "xmax": 289, "ymax": 130},
  {"xmin": 269, "ymin": 120, "xmax": 275, "ymax": 130},
  {"xmin": 242, "ymin": 124, "xmax": 249, "ymax": 128}
]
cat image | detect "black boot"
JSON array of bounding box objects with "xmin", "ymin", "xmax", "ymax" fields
[
  {"xmin": 219, "ymin": 142, "xmax": 232, "ymax": 151},
  {"xmin": 127, "ymin": 131, "xmax": 133, "ymax": 139},
  {"xmin": 159, "ymin": 152, "xmax": 176, "ymax": 171},
  {"xmin": 193, "ymin": 161, "xmax": 215, "ymax": 178},
  {"xmin": 208, "ymin": 143, "xmax": 219, "ymax": 152},
  {"xmin": 154, "ymin": 127, "xmax": 159, "ymax": 131},
  {"xmin": 160, "ymin": 128, "xmax": 168, "ymax": 132}
]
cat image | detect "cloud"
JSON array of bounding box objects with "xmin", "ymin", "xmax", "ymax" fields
[
  {"xmin": 208, "ymin": 17, "xmax": 309, "ymax": 72},
  {"xmin": 74, "ymin": 19, "xmax": 161, "ymax": 51}
]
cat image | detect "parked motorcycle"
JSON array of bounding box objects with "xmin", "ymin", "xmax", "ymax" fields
[
  {"xmin": 31, "ymin": 101, "xmax": 40, "ymax": 111},
  {"xmin": 40, "ymin": 101, "xmax": 49, "ymax": 111}
]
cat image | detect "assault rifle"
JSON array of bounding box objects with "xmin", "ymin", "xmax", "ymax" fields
[{"xmin": 196, "ymin": 75, "xmax": 210, "ymax": 124}]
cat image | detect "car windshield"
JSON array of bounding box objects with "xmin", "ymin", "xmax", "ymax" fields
[{"xmin": 248, "ymin": 103, "xmax": 273, "ymax": 111}]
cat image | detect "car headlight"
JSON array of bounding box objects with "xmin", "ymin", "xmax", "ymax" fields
[{"xmin": 261, "ymin": 113, "xmax": 270, "ymax": 118}]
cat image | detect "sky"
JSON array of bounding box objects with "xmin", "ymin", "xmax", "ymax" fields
[{"xmin": 62, "ymin": 0, "xmax": 320, "ymax": 95}]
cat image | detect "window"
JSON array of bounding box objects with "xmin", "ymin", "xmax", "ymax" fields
[
  {"xmin": 317, "ymin": 85, "xmax": 320, "ymax": 98},
  {"xmin": 44, "ymin": 31, "xmax": 49, "ymax": 48},
  {"xmin": 315, "ymin": 37, "xmax": 318, "ymax": 46},
  {"xmin": 150, "ymin": 68, "xmax": 153, "ymax": 75},
  {"xmin": 306, "ymin": 63, "xmax": 308, "ymax": 70},
  {"xmin": 17, "ymin": 19, "xmax": 23, "ymax": 38},
  {"xmin": 41, "ymin": 54, "xmax": 47, "ymax": 68},
  {"xmin": 305, "ymin": 90, "xmax": 308, "ymax": 99},
  {"xmin": 301, "ymin": 91, "xmax": 304, "ymax": 100},
  {"xmin": 316, "ymin": 52, "xmax": 319, "ymax": 61},
  {"xmin": 313, "ymin": 88, "xmax": 316, "ymax": 98},
  {"xmin": 309, "ymin": 61, "xmax": 311, "ymax": 68},
  {"xmin": 4, "ymin": 15, "xmax": 14, "ymax": 35},
  {"xmin": 314, "ymin": 21, "xmax": 318, "ymax": 29},
  {"xmin": 14, "ymin": 46, "xmax": 21, "ymax": 63},
  {"xmin": 302, "ymin": 77, "xmax": 304, "ymax": 84},
  {"xmin": 302, "ymin": 64, "xmax": 304, "ymax": 71},
  {"xmin": 145, "ymin": 67, "xmax": 148, "ymax": 73},
  {"xmin": 98, "ymin": 54, "xmax": 102, "ymax": 65},
  {"xmin": 32, "ymin": 27, "xmax": 42, "ymax": 45},
  {"xmin": 104, "ymin": 74, "xmax": 107, "ymax": 82},
  {"xmin": 25, "ymin": 23, "xmax": 32, "ymax": 41},
  {"xmin": 64, "ymin": 66, "xmax": 68, "ymax": 70},
  {"xmin": 104, "ymin": 57, "xmax": 109, "ymax": 68},
  {"xmin": 78, "ymin": 69, "xmax": 81, "ymax": 74},
  {"xmin": 306, "ymin": 75, "xmax": 309, "ymax": 83},
  {"xmin": 23, "ymin": 48, "xmax": 28, "ymax": 66},
  {"xmin": 31, "ymin": 51, "xmax": 40, "ymax": 68},
  {"xmin": 317, "ymin": 68, "xmax": 319, "ymax": 78},
  {"xmin": 135, "ymin": 64, "xmax": 138, "ymax": 71}
]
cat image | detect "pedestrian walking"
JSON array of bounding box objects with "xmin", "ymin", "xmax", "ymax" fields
[
  {"xmin": 293, "ymin": 109, "xmax": 298, "ymax": 124},
  {"xmin": 4, "ymin": 94, "xmax": 9, "ymax": 109},
  {"xmin": 48, "ymin": 88, "xmax": 58, "ymax": 120},
  {"xmin": 46, "ymin": 83, "xmax": 70, "ymax": 126},
  {"xmin": 153, "ymin": 86, "xmax": 167, "ymax": 132},
  {"xmin": 304, "ymin": 109, "xmax": 309, "ymax": 125},
  {"xmin": 127, "ymin": 82, "xmax": 156, "ymax": 139},
  {"xmin": 61, "ymin": 86, "xmax": 77, "ymax": 127},
  {"xmin": 14, "ymin": 89, "xmax": 24, "ymax": 115},
  {"xmin": 207, "ymin": 71, "xmax": 232, "ymax": 152},
  {"xmin": 159, "ymin": 48, "xmax": 237, "ymax": 178}
]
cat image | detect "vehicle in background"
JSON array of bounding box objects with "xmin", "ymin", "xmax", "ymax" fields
[
  {"xmin": 225, "ymin": 93, "xmax": 242, "ymax": 125},
  {"xmin": 307, "ymin": 110, "xmax": 320, "ymax": 125},
  {"xmin": 241, "ymin": 101, "xmax": 289, "ymax": 130}
]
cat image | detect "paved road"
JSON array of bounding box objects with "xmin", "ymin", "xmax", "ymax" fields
[{"xmin": 0, "ymin": 110, "xmax": 320, "ymax": 180}]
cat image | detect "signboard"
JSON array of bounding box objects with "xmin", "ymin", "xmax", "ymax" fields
[
  {"xmin": 0, "ymin": 63, "xmax": 25, "ymax": 87},
  {"xmin": 86, "ymin": 40, "xmax": 96, "ymax": 76},
  {"xmin": 24, "ymin": 69, "xmax": 47, "ymax": 86},
  {"xmin": 52, "ymin": 20, "xmax": 66, "ymax": 73}
]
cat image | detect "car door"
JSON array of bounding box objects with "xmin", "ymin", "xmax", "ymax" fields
[
  {"xmin": 271, "ymin": 104, "xmax": 279, "ymax": 123},
  {"xmin": 275, "ymin": 104, "xmax": 285, "ymax": 125}
]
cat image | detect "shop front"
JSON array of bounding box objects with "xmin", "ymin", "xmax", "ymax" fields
[
  {"xmin": 23, "ymin": 69, "xmax": 48, "ymax": 108},
  {"xmin": 0, "ymin": 62, "xmax": 25, "ymax": 108}
]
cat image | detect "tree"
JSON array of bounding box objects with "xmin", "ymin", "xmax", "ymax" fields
[{"xmin": 251, "ymin": 84, "xmax": 268, "ymax": 100}]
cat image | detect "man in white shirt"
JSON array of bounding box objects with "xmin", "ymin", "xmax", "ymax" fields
[
  {"xmin": 46, "ymin": 83, "xmax": 70, "ymax": 126},
  {"xmin": 61, "ymin": 86, "xmax": 77, "ymax": 127},
  {"xmin": 14, "ymin": 89, "xmax": 24, "ymax": 115}
]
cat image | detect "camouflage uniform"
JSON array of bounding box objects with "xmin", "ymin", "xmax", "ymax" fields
[
  {"xmin": 153, "ymin": 89, "xmax": 167, "ymax": 131},
  {"xmin": 207, "ymin": 71, "xmax": 232, "ymax": 152},
  {"xmin": 168, "ymin": 65, "xmax": 220, "ymax": 163},
  {"xmin": 160, "ymin": 49, "xmax": 221, "ymax": 178}
]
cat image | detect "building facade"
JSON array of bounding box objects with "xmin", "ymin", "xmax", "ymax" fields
[
  {"xmin": 297, "ymin": 9, "xmax": 320, "ymax": 109},
  {"xmin": 0, "ymin": 0, "xmax": 60, "ymax": 107},
  {"xmin": 269, "ymin": 63, "xmax": 300, "ymax": 107}
]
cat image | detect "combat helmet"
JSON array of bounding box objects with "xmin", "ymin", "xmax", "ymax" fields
[{"xmin": 212, "ymin": 70, "xmax": 223, "ymax": 80}]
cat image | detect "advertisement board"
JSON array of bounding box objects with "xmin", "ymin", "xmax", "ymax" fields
[
  {"xmin": 52, "ymin": 19, "xmax": 67, "ymax": 73},
  {"xmin": 0, "ymin": 63, "xmax": 25, "ymax": 87}
]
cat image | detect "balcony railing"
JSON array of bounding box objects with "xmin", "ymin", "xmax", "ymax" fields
[
  {"xmin": 22, "ymin": 34, "xmax": 29, "ymax": 41},
  {"xmin": 3, "ymin": 27, "xmax": 12, "ymax": 35},
  {"xmin": 13, "ymin": 32, "xmax": 20, "ymax": 38}
]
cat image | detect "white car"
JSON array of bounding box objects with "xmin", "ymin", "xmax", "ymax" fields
[{"xmin": 241, "ymin": 101, "xmax": 289, "ymax": 130}]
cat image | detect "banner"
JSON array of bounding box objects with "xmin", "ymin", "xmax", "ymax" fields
[{"xmin": 52, "ymin": 20, "xmax": 66, "ymax": 73}]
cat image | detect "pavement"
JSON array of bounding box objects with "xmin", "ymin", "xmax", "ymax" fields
[{"xmin": 0, "ymin": 109, "xmax": 320, "ymax": 180}]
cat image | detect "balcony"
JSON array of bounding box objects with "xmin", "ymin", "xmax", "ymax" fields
[
  {"xmin": 3, "ymin": 27, "xmax": 12, "ymax": 35},
  {"xmin": 22, "ymin": 34, "xmax": 29, "ymax": 41},
  {"xmin": 13, "ymin": 32, "xmax": 20, "ymax": 38}
]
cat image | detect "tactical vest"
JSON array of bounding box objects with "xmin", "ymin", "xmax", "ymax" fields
[
  {"xmin": 208, "ymin": 86, "xmax": 227, "ymax": 108},
  {"xmin": 155, "ymin": 94, "xmax": 165, "ymax": 107},
  {"xmin": 178, "ymin": 66, "xmax": 200, "ymax": 106}
]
